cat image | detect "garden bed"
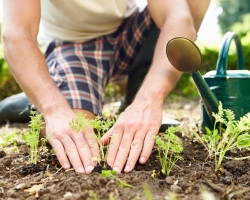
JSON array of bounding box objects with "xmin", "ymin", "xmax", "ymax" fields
[{"xmin": 0, "ymin": 96, "xmax": 250, "ymax": 200}]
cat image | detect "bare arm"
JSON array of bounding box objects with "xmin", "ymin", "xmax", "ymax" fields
[
  {"xmin": 143, "ymin": 0, "xmax": 211, "ymax": 104},
  {"xmin": 2, "ymin": 0, "xmax": 71, "ymax": 117},
  {"xmin": 104, "ymin": 0, "xmax": 210, "ymax": 173},
  {"xmin": 2, "ymin": 0, "xmax": 98, "ymax": 173}
]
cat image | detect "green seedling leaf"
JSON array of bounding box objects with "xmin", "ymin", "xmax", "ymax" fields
[
  {"xmin": 101, "ymin": 169, "xmax": 117, "ymax": 177},
  {"xmin": 237, "ymin": 133, "xmax": 250, "ymax": 148},
  {"xmin": 1, "ymin": 131, "xmax": 18, "ymax": 147},
  {"xmin": 50, "ymin": 149, "xmax": 56, "ymax": 155},
  {"xmin": 70, "ymin": 113, "xmax": 92, "ymax": 132}
]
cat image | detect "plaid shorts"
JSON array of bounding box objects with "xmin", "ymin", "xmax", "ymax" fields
[{"xmin": 45, "ymin": 7, "xmax": 155, "ymax": 115}]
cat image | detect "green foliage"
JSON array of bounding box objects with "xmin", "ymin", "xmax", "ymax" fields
[
  {"xmin": 0, "ymin": 131, "xmax": 18, "ymax": 148},
  {"xmin": 0, "ymin": 57, "xmax": 22, "ymax": 100},
  {"xmin": 70, "ymin": 114, "xmax": 116, "ymax": 164},
  {"xmin": 0, "ymin": 33, "xmax": 21, "ymax": 99},
  {"xmin": 217, "ymin": 0, "xmax": 250, "ymax": 34},
  {"xmin": 193, "ymin": 102, "xmax": 250, "ymax": 172},
  {"xmin": 70, "ymin": 113, "xmax": 92, "ymax": 132},
  {"xmin": 105, "ymin": 82, "xmax": 122, "ymax": 98},
  {"xmin": 171, "ymin": 73, "xmax": 198, "ymax": 98},
  {"xmin": 201, "ymin": 34, "xmax": 250, "ymax": 71},
  {"xmin": 101, "ymin": 170, "xmax": 133, "ymax": 188},
  {"xmin": 22, "ymin": 111, "xmax": 45, "ymax": 164},
  {"xmin": 154, "ymin": 126, "xmax": 183, "ymax": 176},
  {"xmin": 231, "ymin": 14, "xmax": 250, "ymax": 38}
]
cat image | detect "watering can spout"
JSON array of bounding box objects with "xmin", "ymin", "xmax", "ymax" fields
[{"xmin": 166, "ymin": 37, "xmax": 219, "ymax": 125}]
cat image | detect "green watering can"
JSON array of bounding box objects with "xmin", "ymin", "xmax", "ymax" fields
[{"xmin": 166, "ymin": 31, "xmax": 250, "ymax": 130}]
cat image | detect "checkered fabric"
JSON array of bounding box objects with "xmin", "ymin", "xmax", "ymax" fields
[{"xmin": 45, "ymin": 7, "xmax": 155, "ymax": 115}]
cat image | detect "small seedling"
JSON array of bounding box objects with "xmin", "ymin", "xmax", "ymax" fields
[
  {"xmin": 154, "ymin": 126, "xmax": 183, "ymax": 176},
  {"xmin": 193, "ymin": 102, "xmax": 250, "ymax": 172},
  {"xmin": 101, "ymin": 170, "xmax": 133, "ymax": 188},
  {"xmin": 22, "ymin": 111, "xmax": 45, "ymax": 164},
  {"xmin": 70, "ymin": 114, "xmax": 115, "ymax": 165}
]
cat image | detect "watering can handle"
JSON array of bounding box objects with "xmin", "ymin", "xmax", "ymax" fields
[{"xmin": 216, "ymin": 31, "xmax": 245, "ymax": 76}]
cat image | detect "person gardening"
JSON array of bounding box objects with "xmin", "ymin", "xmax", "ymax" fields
[{"xmin": 1, "ymin": 0, "xmax": 210, "ymax": 173}]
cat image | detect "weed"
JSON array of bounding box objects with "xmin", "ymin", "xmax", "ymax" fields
[
  {"xmin": 154, "ymin": 126, "xmax": 183, "ymax": 176},
  {"xmin": 193, "ymin": 102, "xmax": 250, "ymax": 172}
]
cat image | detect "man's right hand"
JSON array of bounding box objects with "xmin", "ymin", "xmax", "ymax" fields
[
  {"xmin": 1, "ymin": 0, "xmax": 99, "ymax": 173},
  {"xmin": 44, "ymin": 110, "xmax": 99, "ymax": 173}
]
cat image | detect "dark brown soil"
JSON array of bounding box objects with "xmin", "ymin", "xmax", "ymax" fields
[{"xmin": 1, "ymin": 96, "xmax": 250, "ymax": 200}]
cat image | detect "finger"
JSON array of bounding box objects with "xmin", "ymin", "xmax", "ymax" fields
[
  {"xmin": 61, "ymin": 135, "xmax": 86, "ymax": 173},
  {"xmin": 101, "ymin": 126, "xmax": 114, "ymax": 145},
  {"xmin": 123, "ymin": 132, "xmax": 144, "ymax": 173},
  {"xmin": 139, "ymin": 130, "xmax": 157, "ymax": 164},
  {"xmin": 111, "ymin": 127, "xmax": 135, "ymax": 173},
  {"xmin": 105, "ymin": 126, "xmax": 123, "ymax": 169},
  {"xmin": 71, "ymin": 132, "xmax": 95, "ymax": 174},
  {"xmin": 49, "ymin": 138, "xmax": 71, "ymax": 170},
  {"xmin": 83, "ymin": 130, "xmax": 100, "ymax": 161}
]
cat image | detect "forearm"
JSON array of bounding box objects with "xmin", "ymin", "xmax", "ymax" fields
[
  {"xmin": 135, "ymin": 0, "xmax": 210, "ymax": 106},
  {"xmin": 3, "ymin": 36, "xmax": 71, "ymax": 116},
  {"xmin": 135, "ymin": 16, "xmax": 195, "ymax": 108}
]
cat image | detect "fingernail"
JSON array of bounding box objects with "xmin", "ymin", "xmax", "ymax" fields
[
  {"xmin": 87, "ymin": 165, "xmax": 94, "ymax": 173},
  {"xmin": 77, "ymin": 166, "xmax": 85, "ymax": 173},
  {"xmin": 63, "ymin": 163, "xmax": 70, "ymax": 169},
  {"xmin": 140, "ymin": 156, "xmax": 146, "ymax": 163},
  {"xmin": 113, "ymin": 167, "xmax": 120, "ymax": 172},
  {"xmin": 125, "ymin": 165, "xmax": 130, "ymax": 172}
]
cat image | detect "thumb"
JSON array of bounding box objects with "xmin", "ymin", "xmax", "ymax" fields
[{"xmin": 101, "ymin": 127, "xmax": 113, "ymax": 145}]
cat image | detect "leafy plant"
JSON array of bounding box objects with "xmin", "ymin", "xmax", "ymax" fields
[
  {"xmin": 70, "ymin": 114, "xmax": 115, "ymax": 165},
  {"xmin": 22, "ymin": 111, "xmax": 45, "ymax": 164},
  {"xmin": 101, "ymin": 170, "xmax": 133, "ymax": 188},
  {"xmin": 154, "ymin": 126, "xmax": 183, "ymax": 176},
  {"xmin": 193, "ymin": 102, "xmax": 250, "ymax": 172}
]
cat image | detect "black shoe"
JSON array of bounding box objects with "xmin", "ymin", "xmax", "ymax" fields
[{"xmin": 0, "ymin": 92, "xmax": 31, "ymax": 125}]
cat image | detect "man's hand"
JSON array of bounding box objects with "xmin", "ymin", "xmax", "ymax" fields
[
  {"xmin": 102, "ymin": 0, "xmax": 210, "ymax": 173},
  {"xmin": 102, "ymin": 98, "xmax": 162, "ymax": 173},
  {"xmin": 45, "ymin": 110, "xmax": 99, "ymax": 173}
]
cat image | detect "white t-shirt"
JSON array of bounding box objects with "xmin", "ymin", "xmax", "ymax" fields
[{"xmin": 38, "ymin": 0, "xmax": 138, "ymax": 51}]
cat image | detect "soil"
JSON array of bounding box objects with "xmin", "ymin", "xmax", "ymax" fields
[{"xmin": 1, "ymin": 96, "xmax": 250, "ymax": 200}]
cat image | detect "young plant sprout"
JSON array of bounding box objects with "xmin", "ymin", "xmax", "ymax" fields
[
  {"xmin": 70, "ymin": 113, "xmax": 115, "ymax": 164},
  {"xmin": 193, "ymin": 102, "xmax": 250, "ymax": 172},
  {"xmin": 22, "ymin": 111, "xmax": 45, "ymax": 164},
  {"xmin": 154, "ymin": 126, "xmax": 183, "ymax": 176},
  {"xmin": 101, "ymin": 170, "xmax": 133, "ymax": 188}
]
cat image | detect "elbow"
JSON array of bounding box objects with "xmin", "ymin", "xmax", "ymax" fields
[
  {"xmin": 2, "ymin": 25, "xmax": 37, "ymax": 46},
  {"xmin": 179, "ymin": 14, "xmax": 197, "ymax": 38}
]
